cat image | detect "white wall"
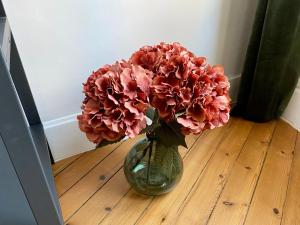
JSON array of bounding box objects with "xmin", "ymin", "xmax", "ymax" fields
[
  {"xmin": 3, "ymin": 0, "xmax": 258, "ymax": 160},
  {"xmin": 282, "ymin": 80, "xmax": 300, "ymax": 131}
]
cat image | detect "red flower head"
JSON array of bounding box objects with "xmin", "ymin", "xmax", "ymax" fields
[
  {"xmin": 130, "ymin": 42, "xmax": 231, "ymax": 135},
  {"xmin": 78, "ymin": 61, "xmax": 153, "ymax": 144},
  {"xmin": 79, "ymin": 42, "xmax": 231, "ymax": 145}
]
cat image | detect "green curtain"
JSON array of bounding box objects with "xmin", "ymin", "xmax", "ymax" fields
[{"xmin": 233, "ymin": 0, "xmax": 300, "ymax": 122}]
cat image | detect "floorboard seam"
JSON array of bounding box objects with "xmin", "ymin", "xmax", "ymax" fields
[
  {"xmin": 280, "ymin": 132, "xmax": 298, "ymax": 225},
  {"xmin": 58, "ymin": 141, "xmax": 124, "ymax": 198},
  {"xmin": 203, "ymin": 122, "xmax": 256, "ymax": 225},
  {"xmin": 65, "ymin": 135, "xmax": 201, "ymax": 224},
  {"xmin": 132, "ymin": 133, "xmax": 204, "ymax": 225},
  {"xmin": 241, "ymin": 121, "xmax": 278, "ymax": 225},
  {"xmin": 97, "ymin": 187, "xmax": 132, "ymax": 225},
  {"xmin": 172, "ymin": 121, "xmax": 238, "ymax": 224},
  {"xmin": 65, "ymin": 166, "xmax": 124, "ymax": 223},
  {"xmin": 54, "ymin": 153, "xmax": 85, "ymax": 177}
]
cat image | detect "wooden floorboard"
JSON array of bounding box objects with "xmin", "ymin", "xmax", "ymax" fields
[
  {"xmin": 96, "ymin": 136, "xmax": 199, "ymax": 225},
  {"xmin": 207, "ymin": 121, "xmax": 276, "ymax": 225},
  {"xmin": 243, "ymin": 120, "xmax": 297, "ymax": 225},
  {"xmin": 134, "ymin": 119, "xmax": 235, "ymax": 225},
  {"xmin": 281, "ymin": 132, "xmax": 300, "ymax": 225},
  {"xmin": 52, "ymin": 153, "xmax": 84, "ymax": 176},
  {"xmin": 66, "ymin": 132, "xmax": 202, "ymax": 225},
  {"xmin": 55, "ymin": 141, "xmax": 123, "ymax": 196},
  {"xmin": 59, "ymin": 138, "xmax": 137, "ymax": 220},
  {"xmin": 53, "ymin": 118, "xmax": 299, "ymax": 225},
  {"xmin": 173, "ymin": 119, "xmax": 253, "ymax": 225}
]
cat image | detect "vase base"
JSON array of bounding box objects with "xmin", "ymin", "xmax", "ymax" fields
[
  {"xmin": 123, "ymin": 137, "xmax": 183, "ymax": 196},
  {"xmin": 126, "ymin": 169, "xmax": 179, "ymax": 196}
]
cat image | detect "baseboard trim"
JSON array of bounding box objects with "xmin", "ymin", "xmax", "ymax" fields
[
  {"xmin": 282, "ymin": 86, "xmax": 300, "ymax": 131},
  {"xmin": 281, "ymin": 117, "xmax": 300, "ymax": 132},
  {"xmin": 44, "ymin": 114, "xmax": 95, "ymax": 162},
  {"xmin": 45, "ymin": 75, "xmax": 241, "ymax": 162}
]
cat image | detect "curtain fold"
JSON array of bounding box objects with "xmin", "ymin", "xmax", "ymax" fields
[{"xmin": 233, "ymin": 0, "xmax": 300, "ymax": 122}]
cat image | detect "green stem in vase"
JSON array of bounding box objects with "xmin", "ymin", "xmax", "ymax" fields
[
  {"xmin": 147, "ymin": 139, "xmax": 157, "ymax": 184},
  {"xmin": 131, "ymin": 142, "xmax": 150, "ymax": 171}
]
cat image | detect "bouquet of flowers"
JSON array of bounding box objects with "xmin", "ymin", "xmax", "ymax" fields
[{"xmin": 78, "ymin": 42, "xmax": 230, "ymax": 148}]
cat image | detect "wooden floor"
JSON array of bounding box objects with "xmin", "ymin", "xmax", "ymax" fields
[{"xmin": 53, "ymin": 118, "xmax": 300, "ymax": 225}]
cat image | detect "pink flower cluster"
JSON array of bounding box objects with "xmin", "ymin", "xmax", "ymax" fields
[
  {"xmin": 78, "ymin": 42, "xmax": 231, "ymax": 144},
  {"xmin": 78, "ymin": 61, "xmax": 152, "ymax": 143},
  {"xmin": 130, "ymin": 42, "xmax": 231, "ymax": 135}
]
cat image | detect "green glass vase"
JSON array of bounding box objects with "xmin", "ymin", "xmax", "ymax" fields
[{"xmin": 123, "ymin": 134, "xmax": 183, "ymax": 195}]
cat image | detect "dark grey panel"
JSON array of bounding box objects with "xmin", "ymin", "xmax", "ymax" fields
[
  {"xmin": 0, "ymin": 50, "xmax": 63, "ymax": 225},
  {"xmin": 0, "ymin": 2, "xmax": 62, "ymax": 224},
  {"xmin": 29, "ymin": 124, "xmax": 62, "ymax": 215},
  {"xmin": 9, "ymin": 37, "xmax": 41, "ymax": 126},
  {"xmin": 0, "ymin": 2, "xmax": 4, "ymax": 17},
  {"xmin": 0, "ymin": 135, "xmax": 37, "ymax": 225}
]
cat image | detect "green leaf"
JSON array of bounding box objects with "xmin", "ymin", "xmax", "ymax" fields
[
  {"xmin": 155, "ymin": 122, "xmax": 187, "ymax": 148},
  {"xmin": 95, "ymin": 137, "xmax": 124, "ymax": 149},
  {"xmin": 168, "ymin": 121, "xmax": 188, "ymax": 148}
]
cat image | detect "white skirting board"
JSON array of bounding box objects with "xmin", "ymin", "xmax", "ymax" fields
[
  {"xmin": 44, "ymin": 75, "xmax": 241, "ymax": 162},
  {"xmin": 282, "ymin": 80, "xmax": 300, "ymax": 131},
  {"xmin": 43, "ymin": 114, "xmax": 95, "ymax": 162}
]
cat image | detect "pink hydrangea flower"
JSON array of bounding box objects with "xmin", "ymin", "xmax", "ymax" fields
[
  {"xmin": 79, "ymin": 42, "xmax": 231, "ymax": 145},
  {"xmin": 78, "ymin": 61, "xmax": 153, "ymax": 143},
  {"xmin": 130, "ymin": 42, "xmax": 231, "ymax": 135}
]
